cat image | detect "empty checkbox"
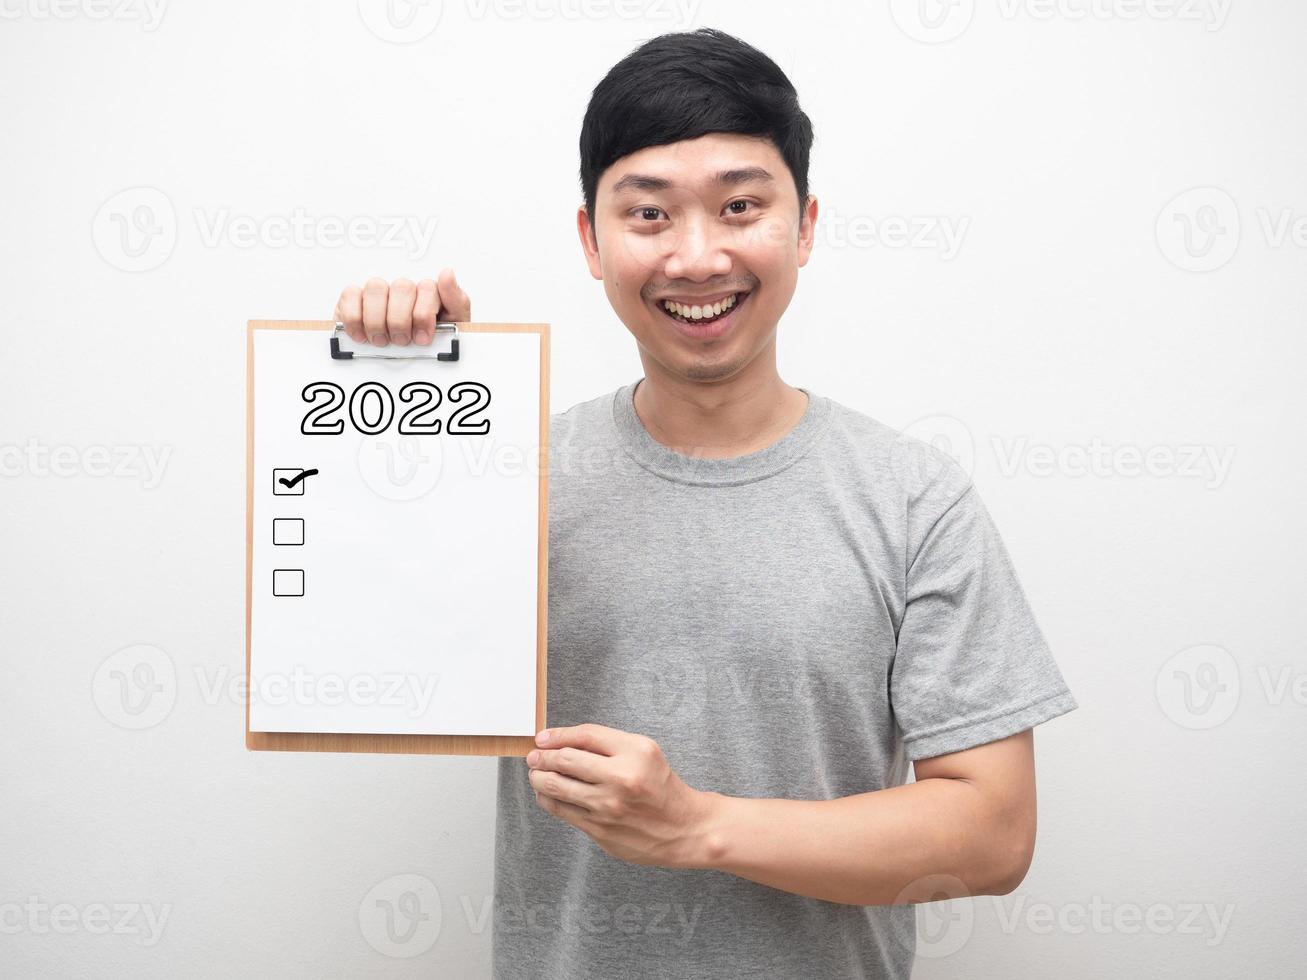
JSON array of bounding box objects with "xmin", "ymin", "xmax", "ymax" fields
[
  {"xmin": 272, "ymin": 518, "xmax": 305, "ymax": 546},
  {"xmin": 272, "ymin": 569, "xmax": 304, "ymax": 596}
]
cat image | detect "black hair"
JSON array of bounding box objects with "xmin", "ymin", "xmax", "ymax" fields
[{"xmin": 579, "ymin": 27, "xmax": 814, "ymax": 220}]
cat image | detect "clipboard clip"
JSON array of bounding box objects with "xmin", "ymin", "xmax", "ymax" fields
[{"xmin": 330, "ymin": 322, "xmax": 460, "ymax": 362}]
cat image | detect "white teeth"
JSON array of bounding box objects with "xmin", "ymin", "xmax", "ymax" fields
[{"xmin": 662, "ymin": 293, "xmax": 740, "ymax": 321}]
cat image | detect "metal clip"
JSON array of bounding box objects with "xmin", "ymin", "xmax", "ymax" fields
[{"xmin": 330, "ymin": 322, "xmax": 460, "ymax": 362}]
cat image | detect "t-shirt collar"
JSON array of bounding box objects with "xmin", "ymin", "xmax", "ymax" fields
[{"xmin": 610, "ymin": 378, "xmax": 832, "ymax": 487}]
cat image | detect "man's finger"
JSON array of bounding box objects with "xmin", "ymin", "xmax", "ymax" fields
[
  {"xmin": 534, "ymin": 791, "xmax": 590, "ymax": 825},
  {"xmin": 386, "ymin": 277, "xmax": 417, "ymax": 347},
  {"xmin": 335, "ymin": 285, "xmax": 364, "ymax": 343},
  {"xmin": 361, "ymin": 277, "xmax": 390, "ymax": 346},
  {"xmin": 536, "ymin": 723, "xmax": 626, "ymax": 755},
  {"xmin": 529, "ymin": 746, "xmax": 607, "ymax": 783},
  {"xmin": 412, "ymin": 278, "xmax": 439, "ymax": 345},
  {"xmin": 529, "ymin": 768, "xmax": 599, "ymax": 810},
  {"xmin": 436, "ymin": 266, "xmax": 471, "ymax": 321}
]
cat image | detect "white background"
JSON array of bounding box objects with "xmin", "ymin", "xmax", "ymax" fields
[{"xmin": 2, "ymin": 1, "xmax": 1304, "ymax": 976}]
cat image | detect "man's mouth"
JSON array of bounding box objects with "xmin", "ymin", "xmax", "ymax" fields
[{"xmin": 656, "ymin": 290, "xmax": 750, "ymax": 328}]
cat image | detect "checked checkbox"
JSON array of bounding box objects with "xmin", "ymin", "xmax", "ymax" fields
[{"xmin": 273, "ymin": 468, "xmax": 317, "ymax": 495}]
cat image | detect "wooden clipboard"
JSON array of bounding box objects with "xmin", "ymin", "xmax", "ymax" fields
[{"xmin": 245, "ymin": 319, "xmax": 548, "ymax": 757}]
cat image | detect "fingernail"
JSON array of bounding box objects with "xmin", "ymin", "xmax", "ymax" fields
[
  {"xmin": 369, "ymin": 333, "xmax": 387, "ymax": 347},
  {"xmin": 536, "ymin": 730, "xmax": 551, "ymax": 745},
  {"xmin": 415, "ymin": 329, "xmax": 431, "ymax": 345},
  {"xmin": 526, "ymin": 750, "xmax": 539, "ymax": 766}
]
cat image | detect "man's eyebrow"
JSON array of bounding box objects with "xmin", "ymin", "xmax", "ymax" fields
[
  {"xmin": 609, "ymin": 167, "xmax": 776, "ymax": 196},
  {"xmin": 715, "ymin": 166, "xmax": 775, "ymax": 187},
  {"xmin": 611, "ymin": 173, "xmax": 671, "ymax": 195}
]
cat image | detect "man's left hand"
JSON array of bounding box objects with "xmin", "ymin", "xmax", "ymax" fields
[{"xmin": 526, "ymin": 723, "xmax": 719, "ymax": 869}]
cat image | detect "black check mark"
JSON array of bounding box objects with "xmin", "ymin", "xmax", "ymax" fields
[{"xmin": 278, "ymin": 468, "xmax": 318, "ymax": 489}]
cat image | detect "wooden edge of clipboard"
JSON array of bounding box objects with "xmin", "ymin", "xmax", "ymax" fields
[{"xmin": 244, "ymin": 319, "xmax": 550, "ymax": 757}]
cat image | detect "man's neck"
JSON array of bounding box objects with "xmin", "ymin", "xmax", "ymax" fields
[{"xmin": 632, "ymin": 354, "xmax": 810, "ymax": 461}]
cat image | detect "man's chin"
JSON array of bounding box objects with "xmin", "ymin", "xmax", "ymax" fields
[
  {"xmin": 654, "ymin": 343, "xmax": 752, "ymax": 384},
  {"xmin": 681, "ymin": 358, "xmax": 746, "ymax": 382},
  {"xmin": 627, "ymin": 318, "xmax": 756, "ymax": 384}
]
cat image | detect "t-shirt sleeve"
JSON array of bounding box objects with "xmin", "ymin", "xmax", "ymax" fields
[{"xmin": 891, "ymin": 472, "xmax": 1078, "ymax": 762}]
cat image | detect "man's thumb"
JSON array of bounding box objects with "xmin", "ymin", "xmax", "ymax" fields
[{"xmin": 437, "ymin": 267, "xmax": 471, "ymax": 321}]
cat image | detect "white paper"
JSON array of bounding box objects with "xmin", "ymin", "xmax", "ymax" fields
[{"xmin": 249, "ymin": 328, "xmax": 543, "ymax": 736}]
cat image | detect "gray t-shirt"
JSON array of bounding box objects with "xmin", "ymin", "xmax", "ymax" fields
[{"xmin": 493, "ymin": 380, "xmax": 1077, "ymax": 979}]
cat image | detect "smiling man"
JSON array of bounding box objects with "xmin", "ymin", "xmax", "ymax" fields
[{"xmin": 333, "ymin": 27, "xmax": 1077, "ymax": 980}]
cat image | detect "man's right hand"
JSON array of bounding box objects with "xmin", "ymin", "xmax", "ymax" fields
[{"xmin": 333, "ymin": 268, "xmax": 472, "ymax": 348}]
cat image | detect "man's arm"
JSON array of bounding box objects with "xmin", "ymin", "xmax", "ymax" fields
[
  {"xmin": 526, "ymin": 724, "xmax": 1038, "ymax": 907},
  {"xmin": 692, "ymin": 729, "xmax": 1039, "ymax": 906}
]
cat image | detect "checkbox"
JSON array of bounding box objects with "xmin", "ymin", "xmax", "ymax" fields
[
  {"xmin": 272, "ymin": 569, "xmax": 305, "ymax": 597},
  {"xmin": 273, "ymin": 468, "xmax": 307, "ymax": 495},
  {"xmin": 272, "ymin": 518, "xmax": 305, "ymax": 546}
]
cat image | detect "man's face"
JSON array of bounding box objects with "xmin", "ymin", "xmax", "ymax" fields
[{"xmin": 578, "ymin": 132, "xmax": 817, "ymax": 384}]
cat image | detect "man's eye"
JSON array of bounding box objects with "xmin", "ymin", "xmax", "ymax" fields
[
  {"xmin": 638, "ymin": 207, "xmax": 665, "ymax": 221},
  {"xmin": 725, "ymin": 200, "xmax": 753, "ymax": 215}
]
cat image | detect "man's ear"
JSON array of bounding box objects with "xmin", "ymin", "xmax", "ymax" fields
[
  {"xmin": 797, "ymin": 194, "xmax": 819, "ymax": 269},
  {"xmin": 576, "ymin": 206, "xmax": 603, "ymax": 280}
]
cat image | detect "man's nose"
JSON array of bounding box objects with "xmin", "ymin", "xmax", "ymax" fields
[{"xmin": 663, "ymin": 213, "xmax": 732, "ymax": 282}]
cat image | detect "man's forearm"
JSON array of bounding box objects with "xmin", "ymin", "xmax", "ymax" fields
[{"xmin": 686, "ymin": 778, "xmax": 1023, "ymax": 907}]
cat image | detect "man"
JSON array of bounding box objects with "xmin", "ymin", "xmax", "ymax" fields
[{"xmin": 333, "ymin": 27, "xmax": 1077, "ymax": 980}]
